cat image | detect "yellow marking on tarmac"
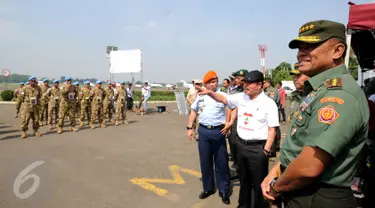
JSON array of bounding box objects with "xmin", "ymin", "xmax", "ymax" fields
[{"xmin": 129, "ymin": 165, "xmax": 202, "ymax": 197}]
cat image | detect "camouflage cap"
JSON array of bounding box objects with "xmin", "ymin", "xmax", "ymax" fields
[
  {"xmin": 235, "ymin": 69, "xmax": 249, "ymax": 77},
  {"xmin": 289, "ymin": 20, "xmax": 346, "ymax": 49}
]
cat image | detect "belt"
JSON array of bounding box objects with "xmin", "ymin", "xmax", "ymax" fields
[
  {"xmin": 237, "ymin": 137, "xmax": 266, "ymax": 145},
  {"xmin": 199, "ymin": 124, "xmax": 224, "ymax": 129}
]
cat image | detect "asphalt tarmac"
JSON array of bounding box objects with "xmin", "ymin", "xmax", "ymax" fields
[{"xmin": 0, "ymin": 103, "xmax": 290, "ymax": 208}]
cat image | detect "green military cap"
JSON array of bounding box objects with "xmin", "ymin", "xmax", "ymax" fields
[
  {"xmin": 289, "ymin": 20, "xmax": 346, "ymax": 49},
  {"xmin": 235, "ymin": 69, "xmax": 249, "ymax": 77},
  {"xmin": 290, "ymin": 62, "xmax": 301, "ymax": 75},
  {"xmin": 229, "ymin": 72, "xmax": 236, "ymax": 79}
]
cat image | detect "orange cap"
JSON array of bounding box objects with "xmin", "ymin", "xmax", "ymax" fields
[{"xmin": 203, "ymin": 70, "xmax": 217, "ymax": 84}]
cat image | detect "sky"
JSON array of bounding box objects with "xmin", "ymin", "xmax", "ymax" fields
[{"xmin": 0, "ymin": 0, "xmax": 373, "ymax": 83}]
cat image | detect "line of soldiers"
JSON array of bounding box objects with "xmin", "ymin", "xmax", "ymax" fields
[{"xmin": 13, "ymin": 76, "xmax": 130, "ymax": 139}]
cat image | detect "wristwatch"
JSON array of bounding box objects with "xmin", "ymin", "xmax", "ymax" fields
[
  {"xmin": 186, "ymin": 126, "xmax": 193, "ymax": 130},
  {"xmin": 270, "ymin": 177, "xmax": 283, "ymax": 200}
]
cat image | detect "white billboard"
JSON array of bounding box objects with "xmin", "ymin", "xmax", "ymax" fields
[{"xmin": 109, "ymin": 49, "xmax": 142, "ymax": 73}]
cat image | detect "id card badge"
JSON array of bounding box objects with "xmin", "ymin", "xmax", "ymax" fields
[
  {"xmin": 30, "ymin": 97, "xmax": 37, "ymax": 105},
  {"xmin": 68, "ymin": 92, "xmax": 75, "ymax": 100}
]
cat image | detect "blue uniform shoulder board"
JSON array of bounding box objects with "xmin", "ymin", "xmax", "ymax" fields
[{"xmin": 325, "ymin": 77, "xmax": 342, "ymax": 89}]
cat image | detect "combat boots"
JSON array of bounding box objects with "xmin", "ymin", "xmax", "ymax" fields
[
  {"xmin": 48, "ymin": 124, "xmax": 54, "ymax": 130},
  {"xmin": 101, "ymin": 122, "xmax": 106, "ymax": 128},
  {"xmin": 115, "ymin": 120, "xmax": 119, "ymax": 126},
  {"xmin": 71, "ymin": 127, "xmax": 79, "ymax": 132},
  {"xmin": 39, "ymin": 121, "xmax": 44, "ymax": 126},
  {"xmin": 90, "ymin": 124, "xmax": 96, "ymax": 129},
  {"xmin": 111, "ymin": 119, "xmax": 115, "ymax": 125},
  {"xmin": 79, "ymin": 120, "xmax": 84, "ymax": 128},
  {"xmin": 20, "ymin": 131, "xmax": 27, "ymax": 139},
  {"xmin": 123, "ymin": 120, "xmax": 129, "ymax": 125},
  {"xmin": 34, "ymin": 131, "xmax": 41, "ymax": 137},
  {"xmin": 57, "ymin": 127, "xmax": 63, "ymax": 134}
]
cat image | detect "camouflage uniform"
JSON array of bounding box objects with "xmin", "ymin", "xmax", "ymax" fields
[
  {"xmin": 56, "ymin": 84, "xmax": 79, "ymax": 133},
  {"xmin": 90, "ymin": 87, "xmax": 106, "ymax": 128},
  {"xmin": 79, "ymin": 87, "xmax": 91, "ymax": 127},
  {"xmin": 20, "ymin": 85, "xmax": 42, "ymax": 138},
  {"xmin": 46, "ymin": 86, "xmax": 60, "ymax": 129},
  {"xmin": 103, "ymin": 87, "xmax": 114, "ymax": 123},
  {"xmin": 75, "ymin": 86, "xmax": 81, "ymax": 117},
  {"xmin": 264, "ymin": 86, "xmax": 280, "ymax": 104},
  {"xmin": 114, "ymin": 86, "xmax": 129, "ymax": 125},
  {"xmin": 39, "ymin": 85, "xmax": 50, "ymax": 126},
  {"xmin": 14, "ymin": 85, "xmax": 24, "ymax": 117}
]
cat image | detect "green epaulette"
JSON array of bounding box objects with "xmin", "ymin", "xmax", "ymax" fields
[{"xmin": 325, "ymin": 77, "xmax": 342, "ymax": 89}]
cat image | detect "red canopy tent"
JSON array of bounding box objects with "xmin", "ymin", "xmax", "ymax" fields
[{"xmin": 346, "ymin": 2, "xmax": 375, "ymax": 72}]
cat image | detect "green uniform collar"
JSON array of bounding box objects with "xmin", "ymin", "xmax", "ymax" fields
[{"xmin": 304, "ymin": 64, "xmax": 347, "ymax": 95}]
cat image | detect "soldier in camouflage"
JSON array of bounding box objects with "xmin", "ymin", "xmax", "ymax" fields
[
  {"xmin": 79, "ymin": 80, "xmax": 92, "ymax": 127},
  {"xmin": 39, "ymin": 79, "xmax": 50, "ymax": 126},
  {"xmin": 20, "ymin": 76, "xmax": 42, "ymax": 139},
  {"xmin": 14, "ymin": 82, "xmax": 24, "ymax": 118},
  {"xmin": 90, "ymin": 80, "xmax": 106, "ymax": 129},
  {"xmin": 73, "ymin": 82, "xmax": 81, "ymax": 118},
  {"xmin": 46, "ymin": 80, "xmax": 61, "ymax": 130},
  {"xmin": 114, "ymin": 81, "xmax": 129, "ymax": 126},
  {"xmin": 56, "ymin": 76, "xmax": 79, "ymax": 134},
  {"xmin": 103, "ymin": 82, "xmax": 114, "ymax": 125}
]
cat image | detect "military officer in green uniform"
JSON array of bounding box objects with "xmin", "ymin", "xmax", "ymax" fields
[
  {"xmin": 264, "ymin": 78, "xmax": 280, "ymax": 104},
  {"xmin": 288, "ymin": 63, "xmax": 310, "ymax": 121},
  {"xmin": 261, "ymin": 20, "xmax": 369, "ymax": 208},
  {"xmin": 227, "ymin": 69, "xmax": 248, "ymax": 180}
]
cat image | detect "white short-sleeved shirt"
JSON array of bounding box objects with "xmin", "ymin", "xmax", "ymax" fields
[
  {"xmin": 191, "ymin": 91, "xmax": 228, "ymax": 126},
  {"xmin": 142, "ymin": 86, "xmax": 151, "ymax": 97},
  {"xmin": 227, "ymin": 92, "xmax": 279, "ymax": 140}
]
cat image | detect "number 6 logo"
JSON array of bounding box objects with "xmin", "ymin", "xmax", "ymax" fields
[{"xmin": 13, "ymin": 161, "xmax": 45, "ymax": 199}]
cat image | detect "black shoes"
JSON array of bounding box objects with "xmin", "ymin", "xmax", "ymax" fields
[
  {"xmin": 198, "ymin": 190, "xmax": 215, "ymax": 199},
  {"xmin": 219, "ymin": 192, "xmax": 231, "ymax": 205}
]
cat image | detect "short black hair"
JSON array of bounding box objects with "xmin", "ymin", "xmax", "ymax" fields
[
  {"xmin": 223, "ymin": 78, "xmax": 230, "ymax": 84},
  {"xmin": 277, "ymin": 81, "xmax": 282, "ymax": 86},
  {"xmin": 264, "ymin": 78, "xmax": 272, "ymax": 84}
]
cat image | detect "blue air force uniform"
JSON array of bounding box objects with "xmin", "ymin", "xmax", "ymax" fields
[{"xmin": 191, "ymin": 90, "xmax": 231, "ymax": 195}]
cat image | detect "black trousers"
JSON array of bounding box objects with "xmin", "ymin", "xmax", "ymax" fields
[
  {"xmin": 126, "ymin": 97, "xmax": 133, "ymax": 110},
  {"xmin": 284, "ymin": 185, "xmax": 356, "ymax": 208},
  {"xmin": 228, "ymin": 119, "xmax": 238, "ymax": 167},
  {"xmin": 279, "ymin": 107, "xmax": 286, "ymax": 122},
  {"xmin": 271, "ymin": 127, "xmax": 281, "ymax": 156},
  {"xmin": 237, "ymin": 137, "xmax": 269, "ymax": 208}
]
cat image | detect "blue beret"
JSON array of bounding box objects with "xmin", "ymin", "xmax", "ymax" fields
[
  {"xmin": 28, "ymin": 76, "xmax": 36, "ymax": 81},
  {"xmin": 120, "ymin": 81, "xmax": 125, "ymax": 84},
  {"xmin": 96, "ymin": 80, "xmax": 102, "ymax": 84},
  {"xmin": 65, "ymin": 76, "xmax": 72, "ymax": 81},
  {"xmin": 84, "ymin": 80, "xmax": 90, "ymax": 85},
  {"xmin": 73, "ymin": 81, "xmax": 79, "ymax": 85},
  {"xmin": 19, "ymin": 82, "xmax": 24, "ymax": 85},
  {"xmin": 53, "ymin": 79, "xmax": 59, "ymax": 83},
  {"xmin": 25, "ymin": 81, "xmax": 30, "ymax": 85},
  {"xmin": 42, "ymin": 79, "xmax": 48, "ymax": 82}
]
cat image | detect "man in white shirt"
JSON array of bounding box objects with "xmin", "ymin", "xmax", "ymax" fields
[
  {"xmin": 141, "ymin": 82, "xmax": 151, "ymax": 113},
  {"xmin": 197, "ymin": 70, "xmax": 279, "ymax": 208}
]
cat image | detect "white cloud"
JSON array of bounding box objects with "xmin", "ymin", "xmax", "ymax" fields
[
  {"xmin": 124, "ymin": 25, "xmax": 140, "ymax": 31},
  {"xmin": 147, "ymin": 20, "xmax": 158, "ymax": 28}
]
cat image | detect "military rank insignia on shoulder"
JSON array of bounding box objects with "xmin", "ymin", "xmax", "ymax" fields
[{"xmin": 325, "ymin": 77, "xmax": 342, "ymax": 89}]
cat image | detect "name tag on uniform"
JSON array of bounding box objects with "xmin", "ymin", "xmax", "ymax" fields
[
  {"xmin": 30, "ymin": 97, "xmax": 37, "ymax": 105},
  {"xmin": 68, "ymin": 93, "xmax": 75, "ymax": 100}
]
